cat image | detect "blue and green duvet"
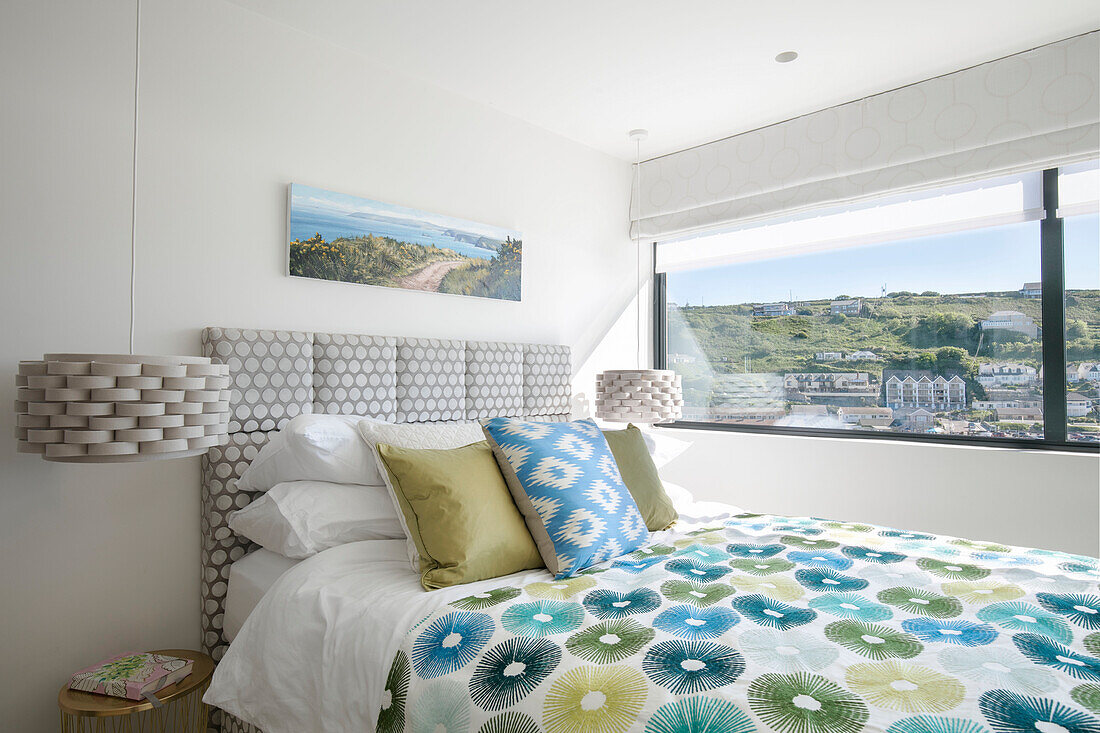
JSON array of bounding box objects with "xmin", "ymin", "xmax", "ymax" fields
[{"xmin": 376, "ymin": 514, "xmax": 1100, "ymax": 733}]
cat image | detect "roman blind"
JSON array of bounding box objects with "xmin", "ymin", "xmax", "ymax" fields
[
  {"xmin": 1057, "ymin": 159, "xmax": 1100, "ymax": 218},
  {"xmin": 632, "ymin": 31, "xmax": 1099, "ymax": 242},
  {"xmin": 655, "ymin": 171, "xmax": 1043, "ymax": 273}
]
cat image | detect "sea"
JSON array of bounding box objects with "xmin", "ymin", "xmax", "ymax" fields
[{"xmin": 289, "ymin": 209, "xmax": 495, "ymax": 260}]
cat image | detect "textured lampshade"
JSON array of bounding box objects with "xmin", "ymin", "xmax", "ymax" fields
[
  {"xmin": 595, "ymin": 369, "xmax": 683, "ymax": 423},
  {"xmin": 15, "ymin": 354, "xmax": 231, "ymax": 462}
]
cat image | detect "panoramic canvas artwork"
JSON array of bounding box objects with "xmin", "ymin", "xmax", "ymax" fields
[{"xmin": 287, "ymin": 183, "xmax": 521, "ymax": 301}]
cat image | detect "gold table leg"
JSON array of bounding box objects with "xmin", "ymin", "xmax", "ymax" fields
[{"xmin": 60, "ymin": 681, "xmax": 210, "ymax": 733}]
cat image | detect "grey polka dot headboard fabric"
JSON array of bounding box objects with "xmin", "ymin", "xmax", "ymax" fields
[{"xmin": 199, "ymin": 327, "xmax": 571, "ymax": 665}]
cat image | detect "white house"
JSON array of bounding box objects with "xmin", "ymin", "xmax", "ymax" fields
[
  {"xmin": 980, "ymin": 311, "xmax": 1038, "ymax": 339},
  {"xmin": 837, "ymin": 406, "xmax": 893, "ymax": 427},
  {"xmin": 815, "ymin": 352, "xmax": 843, "ymax": 361},
  {"xmin": 681, "ymin": 406, "xmax": 787, "ymax": 423},
  {"xmin": 1069, "ymin": 363, "xmax": 1100, "ymax": 383},
  {"xmin": 902, "ymin": 408, "xmax": 935, "ymax": 431},
  {"xmin": 995, "ymin": 407, "xmax": 1044, "ymax": 422},
  {"xmin": 978, "ymin": 363, "xmax": 1038, "ymax": 387},
  {"xmin": 1067, "ymin": 392, "xmax": 1094, "ymax": 417},
  {"xmin": 845, "ymin": 350, "xmax": 882, "ymax": 361},
  {"xmin": 830, "ymin": 299, "xmax": 862, "ymax": 315},
  {"xmin": 753, "ymin": 302, "xmax": 796, "ymax": 317},
  {"xmin": 1019, "ymin": 282, "xmax": 1042, "ymax": 298},
  {"xmin": 974, "ymin": 398, "xmax": 1042, "ymax": 410},
  {"xmin": 784, "ymin": 372, "xmax": 875, "ymax": 394},
  {"xmin": 885, "ymin": 374, "xmax": 966, "ymax": 410}
]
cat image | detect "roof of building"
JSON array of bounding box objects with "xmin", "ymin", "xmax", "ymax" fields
[
  {"xmin": 996, "ymin": 407, "xmax": 1043, "ymax": 417},
  {"xmin": 1067, "ymin": 392, "xmax": 1091, "ymax": 402},
  {"xmin": 704, "ymin": 407, "xmax": 787, "ymax": 416},
  {"xmin": 986, "ymin": 310, "xmax": 1027, "ymax": 318},
  {"xmin": 1022, "ymin": 282, "xmax": 1041, "ymax": 289},
  {"xmin": 831, "ymin": 299, "xmax": 860, "ymax": 306},
  {"xmin": 883, "ymin": 369, "xmax": 935, "ymax": 381},
  {"xmin": 838, "ymin": 407, "xmax": 893, "ymax": 415},
  {"xmin": 886, "ymin": 374, "xmax": 965, "ymax": 384},
  {"xmin": 981, "ymin": 362, "xmax": 1036, "ymax": 373}
]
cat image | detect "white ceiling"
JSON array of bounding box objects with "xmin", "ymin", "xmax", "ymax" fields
[{"xmin": 226, "ymin": 0, "xmax": 1099, "ymax": 160}]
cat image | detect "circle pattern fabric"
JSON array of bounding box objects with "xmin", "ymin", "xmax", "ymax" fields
[
  {"xmin": 523, "ymin": 345, "xmax": 571, "ymax": 416},
  {"xmin": 313, "ymin": 332, "xmax": 396, "ymax": 418},
  {"xmin": 202, "ymin": 327, "xmax": 313, "ymax": 433},
  {"xmin": 370, "ymin": 511, "xmax": 1100, "ymax": 733},
  {"xmin": 201, "ymin": 429, "xmax": 268, "ymax": 661},
  {"xmin": 466, "ymin": 342, "xmax": 524, "ymax": 419},
  {"xmin": 396, "ymin": 338, "xmax": 466, "ymax": 422},
  {"xmin": 199, "ymin": 328, "xmax": 573, "ymax": 672},
  {"xmin": 220, "ymin": 712, "xmax": 263, "ymax": 733}
]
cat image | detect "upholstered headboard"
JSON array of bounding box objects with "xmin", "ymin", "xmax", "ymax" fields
[{"xmin": 199, "ymin": 327, "xmax": 572, "ymax": 662}]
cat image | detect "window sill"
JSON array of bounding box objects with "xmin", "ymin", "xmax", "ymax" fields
[{"xmin": 657, "ymin": 421, "xmax": 1100, "ymax": 455}]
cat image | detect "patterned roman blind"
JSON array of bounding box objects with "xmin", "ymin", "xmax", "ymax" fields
[{"xmin": 632, "ymin": 31, "xmax": 1099, "ymax": 241}]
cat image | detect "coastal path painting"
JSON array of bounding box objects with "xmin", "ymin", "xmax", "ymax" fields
[{"xmin": 287, "ymin": 183, "xmax": 521, "ymax": 301}]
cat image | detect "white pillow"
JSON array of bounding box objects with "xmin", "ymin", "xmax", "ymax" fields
[
  {"xmin": 357, "ymin": 420, "xmax": 486, "ymax": 569},
  {"xmin": 228, "ymin": 480, "xmax": 404, "ymax": 559},
  {"xmin": 640, "ymin": 427, "xmax": 692, "ymax": 468},
  {"xmin": 662, "ymin": 481, "xmax": 696, "ymax": 511},
  {"xmin": 238, "ymin": 414, "xmax": 388, "ymax": 492},
  {"xmin": 662, "ymin": 480, "xmax": 741, "ymax": 524}
]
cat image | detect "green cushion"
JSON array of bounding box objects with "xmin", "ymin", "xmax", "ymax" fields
[
  {"xmin": 376, "ymin": 441, "xmax": 543, "ymax": 590},
  {"xmin": 602, "ymin": 424, "xmax": 678, "ymax": 531}
]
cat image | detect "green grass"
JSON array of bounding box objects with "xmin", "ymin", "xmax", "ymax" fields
[
  {"xmin": 289, "ymin": 233, "xmax": 466, "ymax": 286},
  {"xmin": 669, "ymin": 290, "xmax": 1100, "ymax": 377},
  {"xmin": 438, "ymin": 237, "xmax": 522, "ymax": 301}
]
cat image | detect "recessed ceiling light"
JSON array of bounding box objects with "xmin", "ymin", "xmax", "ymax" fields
[{"xmin": 775, "ymin": 51, "xmax": 799, "ymax": 63}]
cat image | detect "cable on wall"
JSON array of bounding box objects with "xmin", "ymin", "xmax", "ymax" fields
[
  {"xmin": 629, "ymin": 129, "xmax": 648, "ymax": 368},
  {"xmin": 128, "ymin": 0, "xmax": 142, "ymax": 355}
]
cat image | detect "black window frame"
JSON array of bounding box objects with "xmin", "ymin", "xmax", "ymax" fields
[{"xmin": 653, "ymin": 166, "xmax": 1100, "ymax": 454}]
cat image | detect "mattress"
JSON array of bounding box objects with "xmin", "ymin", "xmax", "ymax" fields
[{"xmin": 223, "ymin": 549, "xmax": 300, "ymax": 642}]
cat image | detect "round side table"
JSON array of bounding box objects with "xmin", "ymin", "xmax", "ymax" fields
[{"xmin": 58, "ymin": 649, "xmax": 214, "ymax": 733}]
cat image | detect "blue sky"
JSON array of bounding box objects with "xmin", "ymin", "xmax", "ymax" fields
[
  {"xmin": 667, "ymin": 215, "xmax": 1099, "ymax": 306},
  {"xmin": 290, "ymin": 183, "xmax": 517, "ymax": 241}
]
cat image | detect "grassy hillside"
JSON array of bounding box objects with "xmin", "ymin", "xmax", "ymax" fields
[
  {"xmin": 669, "ymin": 290, "xmax": 1100, "ymax": 378},
  {"xmin": 439, "ymin": 237, "xmax": 522, "ymax": 301},
  {"xmin": 289, "ymin": 233, "xmax": 464, "ymax": 286}
]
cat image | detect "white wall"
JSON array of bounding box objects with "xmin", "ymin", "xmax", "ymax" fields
[
  {"xmin": 0, "ymin": 1, "xmax": 632, "ymax": 730},
  {"xmin": 660, "ymin": 429, "xmax": 1099, "ymax": 556},
  {"xmin": 2, "ymin": 2, "xmax": 1097, "ymax": 732}
]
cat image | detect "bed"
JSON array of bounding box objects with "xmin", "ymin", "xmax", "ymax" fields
[
  {"xmin": 222, "ymin": 549, "xmax": 299, "ymax": 643},
  {"xmin": 198, "ymin": 327, "xmax": 1100, "ymax": 733},
  {"xmin": 198, "ymin": 327, "xmax": 573, "ymax": 733}
]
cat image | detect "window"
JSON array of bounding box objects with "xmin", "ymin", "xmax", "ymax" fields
[
  {"xmin": 654, "ymin": 166, "xmax": 1099, "ymax": 451},
  {"xmin": 1061, "ymin": 162, "xmax": 1100, "ymax": 443}
]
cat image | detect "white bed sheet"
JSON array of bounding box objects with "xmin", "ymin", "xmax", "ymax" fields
[
  {"xmin": 223, "ymin": 549, "xmax": 301, "ymax": 642},
  {"xmin": 205, "ymin": 492, "xmax": 743, "ymax": 733}
]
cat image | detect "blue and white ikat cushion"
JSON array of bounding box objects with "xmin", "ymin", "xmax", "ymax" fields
[{"xmin": 480, "ymin": 417, "xmax": 647, "ymax": 578}]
